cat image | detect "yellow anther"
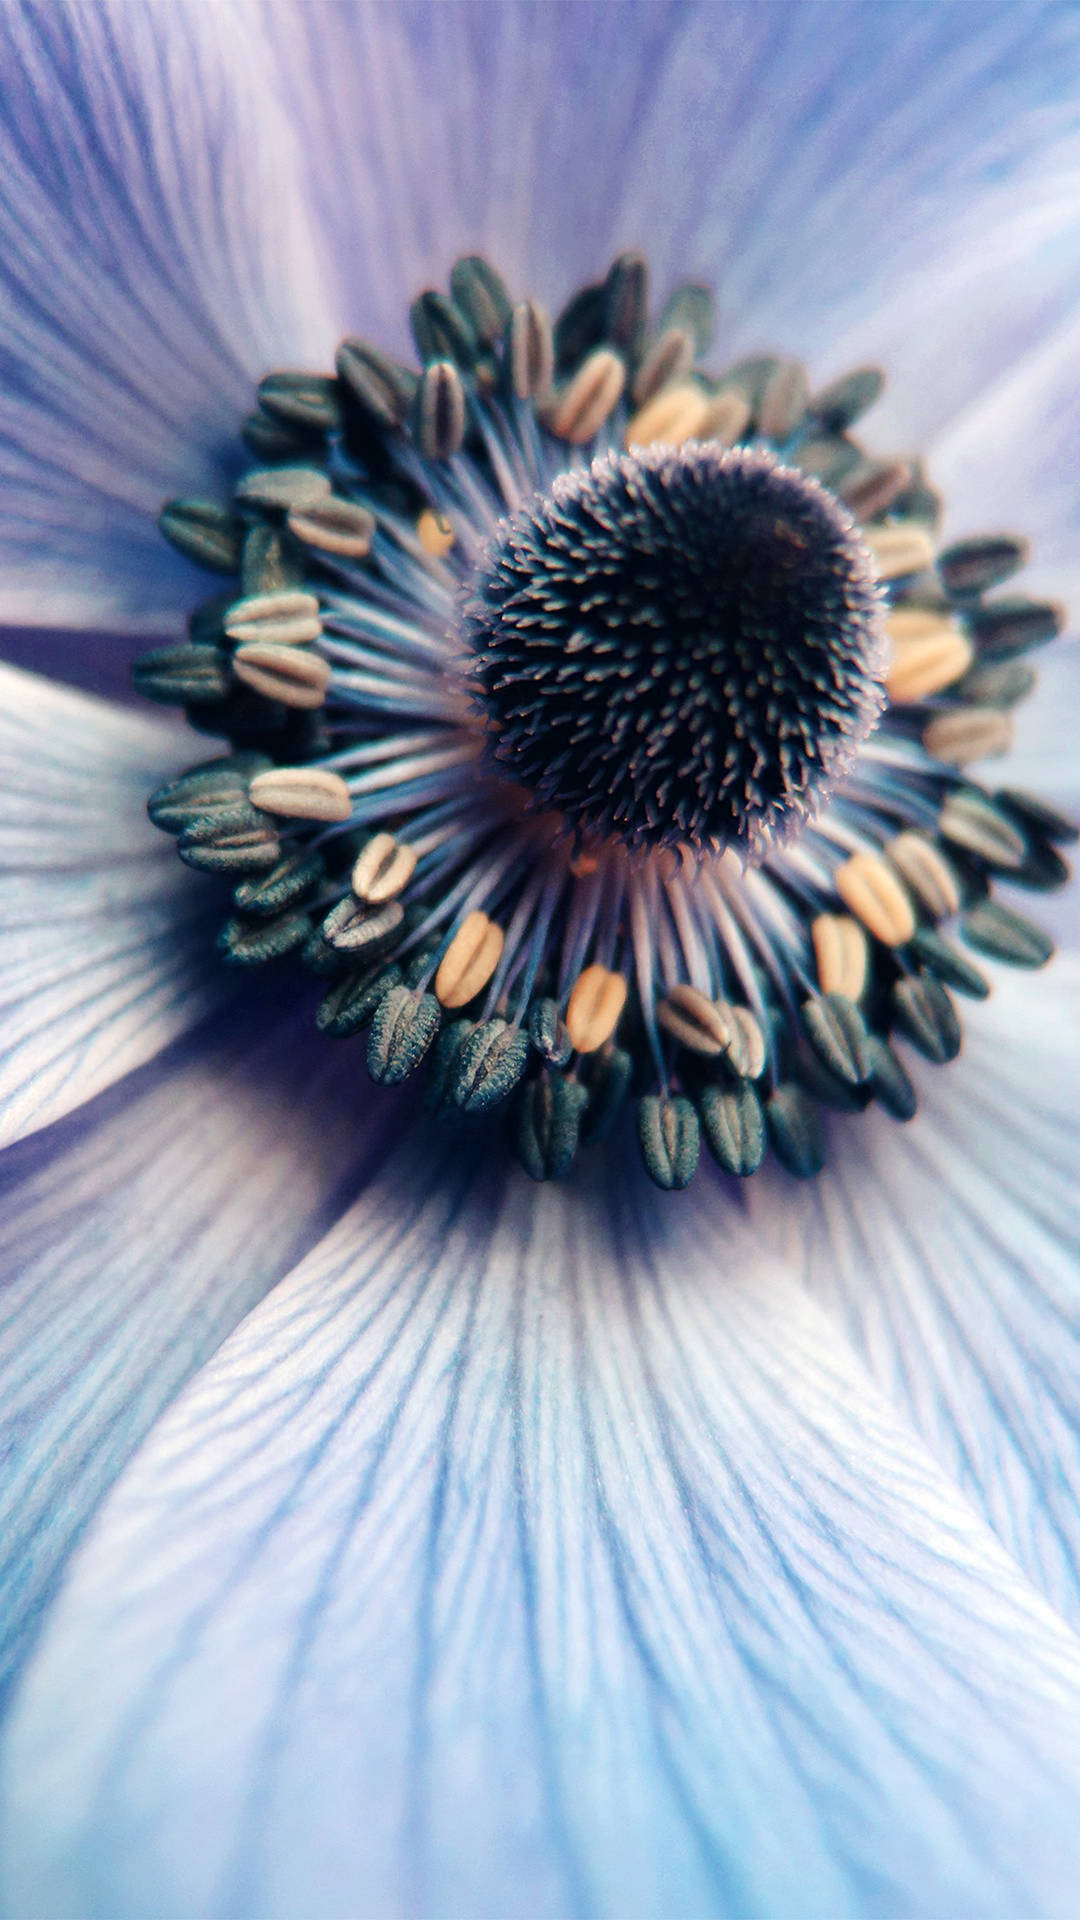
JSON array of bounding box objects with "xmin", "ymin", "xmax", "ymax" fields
[
  {"xmin": 864, "ymin": 523, "xmax": 935, "ymax": 581},
  {"xmin": 249, "ymin": 766, "xmax": 352, "ymax": 822},
  {"xmin": 625, "ymin": 383, "xmax": 710, "ymax": 450},
  {"xmin": 350, "ymin": 832, "xmax": 418, "ymax": 905},
  {"xmin": 418, "ymin": 509, "xmax": 455, "ymax": 558},
  {"xmin": 545, "ymin": 348, "xmax": 626, "ymax": 444},
  {"xmin": 886, "ymin": 614, "xmax": 973, "ymax": 703},
  {"xmin": 565, "ymin": 964, "xmax": 628, "ymax": 1052},
  {"xmin": 435, "ymin": 911, "xmax": 505, "ymax": 1009},
  {"xmin": 811, "ymin": 914, "xmax": 869, "ymax": 1000},
  {"xmin": 834, "ymin": 852, "xmax": 916, "ymax": 947}
]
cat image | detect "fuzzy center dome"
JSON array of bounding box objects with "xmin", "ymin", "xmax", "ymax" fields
[{"xmin": 466, "ymin": 443, "xmax": 888, "ymax": 856}]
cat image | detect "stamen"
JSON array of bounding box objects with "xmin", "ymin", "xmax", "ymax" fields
[{"xmin": 143, "ymin": 248, "xmax": 1072, "ymax": 1190}]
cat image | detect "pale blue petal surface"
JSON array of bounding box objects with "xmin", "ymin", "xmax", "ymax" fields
[
  {"xmin": 254, "ymin": 0, "xmax": 1080, "ymax": 453},
  {"xmin": 0, "ymin": 664, "xmax": 220, "ymax": 1144},
  {"xmin": 0, "ymin": 1011, "xmax": 399, "ymax": 1713},
  {"xmin": 5, "ymin": 1139, "xmax": 1080, "ymax": 1919},
  {"xmin": 750, "ymin": 957, "xmax": 1080, "ymax": 1628},
  {"xmin": 0, "ymin": 0, "xmax": 336, "ymax": 633}
]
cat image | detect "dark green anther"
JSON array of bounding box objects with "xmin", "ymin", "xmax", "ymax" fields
[
  {"xmin": 401, "ymin": 938, "xmax": 444, "ymax": 989},
  {"xmin": 426, "ymin": 1019, "xmax": 475, "ymax": 1112},
  {"xmin": 258, "ymin": 371, "xmax": 342, "ymax": 435},
  {"xmin": 444, "ymin": 1018, "xmax": 530, "ymax": 1114},
  {"xmin": 241, "ymin": 410, "xmax": 315, "ymax": 462},
  {"xmin": 892, "ymin": 976, "xmax": 962, "ymax": 1063},
  {"xmin": 133, "ymin": 643, "xmax": 230, "ymax": 706},
  {"xmin": 147, "ymin": 753, "xmax": 271, "ymax": 833},
  {"xmin": 241, "ymin": 524, "xmax": 305, "ymax": 597},
  {"xmin": 767, "ymin": 1084, "xmax": 825, "ymax": 1179},
  {"xmin": 316, "ymin": 961, "xmax": 403, "ymax": 1037},
  {"xmin": 449, "ymin": 257, "xmax": 512, "ymax": 347},
  {"xmin": 955, "ymin": 659, "xmax": 1036, "ymax": 709},
  {"xmin": 996, "ymin": 788, "xmax": 1078, "ymax": 846},
  {"xmin": 937, "ymin": 533, "xmax": 1028, "ymax": 597},
  {"xmin": 159, "ymin": 499, "xmax": 243, "ymax": 574},
  {"xmin": 603, "ymin": 252, "xmax": 648, "ymax": 358},
  {"xmin": 217, "ymin": 909, "xmax": 311, "ymax": 966},
  {"xmin": 794, "ymin": 435, "xmax": 863, "ymax": 488},
  {"xmin": 177, "ymin": 803, "xmax": 280, "ymax": 873},
  {"xmin": 1010, "ymin": 839, "xmax": 1072, "ymax": 892},
  {"xmin": 366, "ymin": 986, "xmax": 442, "ymax": 1085},
  {"xmin": 801, "ymin": 993, "xmax": 872, "ymax": 1087},
  {"xmin": 909, "ymin": 927, "xmax": 990, "ymax": 1000},
  {"xmin": 579, "ymin": 1046, "xmax": 633, "ymax": 1145},
  {"xmin": 961, "ymin": 899, "xmax": 1054, "ymax": 969},
  {"xmin": 528, "ymin": 997, "xmax": 572, "ymax": 1066},
  {"xmin": 233, "ymin": 847, "xmax": 326, "ymax": 917},
  {"xmin": 301, "ymin": 929, "xmax": 348, "ymax": 977},
  {"xmin": 718, "ymin": 353, "xmax": 782, "ymax": 414},
  {"xmin": 865, "ymin": 1035, "xmax": 918, "ymax": 1122},
  {"xmin": 699, "ymin": 1081, "xmax": 766, "ymax": 1177},
  {"xmin": 515, "ymin": 1072, "xmax": 588, "ymax": 1181},
  {"xmin": 335, "ymin": 338, "xmax": 418, "ymax": 431},
  {"xmin": 657, "ymin": 282, "xmax": 715, "ymax": 356},
  {"xmin": 968, "ymin": 597, "xmax": 1064, "ymax": 662},
  {"xmin": 321, "ymin": 896, "xmax": 404, "ymax": 957},
  {"xmin": 553, "ymin": 279, "xmax": 606, "ymax": 374},
  {"xmin": 794, "ymin": 1044, "xmax": 869, "ymax": 1115},
  {"xmin": 638, "ymin": 1095, "xmax": 699, "ymax": 1191},
  {"xmin": 810, "ymin": 365, "xmax": 884, "ymax": 432},
  {"xmin": 410, "ymin": 289, "xmax": 477, "ymax": 368}
]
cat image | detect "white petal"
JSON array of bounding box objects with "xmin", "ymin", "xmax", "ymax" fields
[
  {"xmin": 750, "ymin": 954, "xmax": 1080, "ymax": 1628},
  {"xmin": 0, "ymin": 0, "xmax": 337, "ymax": 633},
  {"xmin": 5, "ymin": 1137, "xmax": 1080, "ymax": 1917},
  {"xmin": 0, "ymin": 664, "xmax": 217, "ymax": 1144},
  {"xmin": 0, "ymin": 1009, "xmax": 395, "ymax": 1708}
]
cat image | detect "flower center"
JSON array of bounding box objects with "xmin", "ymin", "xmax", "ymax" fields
[
  {"xmin": 466, "ymin": 444, "xmax": 886, "ymax": 857},
  {"xmin": 143, "ymin": 250, "xmax": 1072, "ymax": 1192}
]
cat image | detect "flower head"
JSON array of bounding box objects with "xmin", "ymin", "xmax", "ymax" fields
[{"xmin": 1, "ymin": 4, "xmax": 1080, "ymax": 1917}]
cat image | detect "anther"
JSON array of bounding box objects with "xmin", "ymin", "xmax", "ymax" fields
[
  {"xmin": 812, "ymin": 913, "xmax": 869, "ymax": 999},
  {"xmin": 631, "ymin": 327, "xmax": 696, "ymax": 407},
  {"xmin": 885, "ymin": 610, "xmax": 972, "ymax": 702},
  {"xmin": 233, "ymin": 644, "xmax": 331, "ymax": 709},
  {"xmin": 435, "ymin": 911, "xmax": 505, "ymax": 1008},
  {"xmin": 657, "ymin": 984, "xmax": 734, "ymax": 1056},
  {"xmin": 835, "ymin": 852, "xmax": 916, "ymax": 947},
  {"xmin": 248, "ymin": 766, "xmax": 352, "ymax": 822},
  {"xmin": 887, "ymin": 833, "xmax": 959, "ymax": 919},
  {"xmin": 625, "ymin": 383, "xmax": 710, "ymax": 449},
  {"xmin": 225, "ymin": 591, "xmax": 322, "ymax": 646},
  {"xmin": 565, "ymin": 965, "xmax": 628, "ymax": 1053},
  {"xmin": 545, "ymin": 347, "xmax": 625, "ymax": 443},
  {"xmin": 234, "ymin": 466, "xmax": 332, "ymax": 512},
  {"xmin": 350, "ymin": 833, "xmax": 417, "ymax": 905},
  {"xmin": 864, "ymin": 523, "xmax": 935, "ymax": 580},
  {"xmin": 286, "ymin": 497, "xmax": 374, "ymax": 558},
  {"xmin": 922, "ymin": 707, "xmax": 1013, "ymax": 765},
  {"xmin": 159, "ymin": 499, "xmax": 242, "ymax": 573}
]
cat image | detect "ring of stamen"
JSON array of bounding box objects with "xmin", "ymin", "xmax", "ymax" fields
[{"xmin": 143, "ymin": 250, "xmax": 1073, "ymax": 1191}]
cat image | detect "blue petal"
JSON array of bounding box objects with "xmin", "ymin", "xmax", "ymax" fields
[
  {"xmin": 0, "ymin": 1006, "xmax": 398, "ymax": 1716},
  {"xmin": 5, "ymin": 1138, "xmax": 1080, "ymax": 1918},
  {"xmin": 750, "ymin": 955, "xmax": 1080, "ymax": 1630},
  {"xmin": 0, "ymin": 664, "xmax": 223, "ymax": 1144},
  {"xmin": 0, "ymin": 0, "xmax": 338, "ymax": 634},
  {"xmin": 255, "ymin": 0, "xmax": 1080, "ymax": 441}
]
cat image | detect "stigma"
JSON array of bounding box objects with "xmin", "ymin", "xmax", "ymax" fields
[
  {"xmin": 467, "ymin": 443, "xmax": 886, "ymax": 856},
  {"xmin": 143, "ymin": 250, "xmax": 1073, "ymax": 1190}
]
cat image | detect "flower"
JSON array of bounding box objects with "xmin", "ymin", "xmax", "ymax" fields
[{"xmin": 1, "ymin": 1, "xmax": 1080, "ymax": 1915}]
